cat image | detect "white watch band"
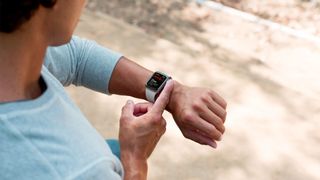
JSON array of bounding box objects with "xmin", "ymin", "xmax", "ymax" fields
[
  {"xmin": 146, "ymin": 88, "xmax": 156, "ymax": 103},
  {"xmin": 145, "ymin": 71, "xmax": 171, "ymax": 103}
]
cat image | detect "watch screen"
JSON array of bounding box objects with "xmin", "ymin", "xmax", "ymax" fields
[{"xmin": 147, "ymin": 72, "xmax": 167, "ymax": 90}]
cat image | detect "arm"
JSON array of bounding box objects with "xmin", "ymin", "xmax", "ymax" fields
[
  {"xmin": 44, "ymin": 36, "xmax": 122, "ymax": 94},
  {"xmin": 108, "ymin": 57, "xmax": 152, "ymax": 99},
  {"xmin": 110, "ymin": 56, "xmax": 227, "ymax": 148},
  {"xmin": 46, "ymin": 36, "xmax": 227, "ymax": 147}
]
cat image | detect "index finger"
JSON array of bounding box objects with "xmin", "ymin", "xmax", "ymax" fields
[{"xmin": 150, "ymin": 80, "xmax": 174, "ymax": 114}]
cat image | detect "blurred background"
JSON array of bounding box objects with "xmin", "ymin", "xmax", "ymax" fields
[{"xmin": 68, "ymin": 0, "xmax": 320, "ymax": 179}]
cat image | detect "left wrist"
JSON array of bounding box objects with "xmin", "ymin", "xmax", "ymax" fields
[{"xmin": 166, "ymin": 80, "xmax": 184, "ymax": 114}]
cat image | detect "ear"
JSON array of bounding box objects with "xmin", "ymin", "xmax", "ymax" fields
[{"xmin": 39, "ymin": 0, "xmax": 57, "ymax": 8}]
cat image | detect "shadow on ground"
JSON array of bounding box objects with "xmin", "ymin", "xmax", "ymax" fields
[{"xmin": 68, "ymin": 7, "xmax": 320, "ymax": 180}]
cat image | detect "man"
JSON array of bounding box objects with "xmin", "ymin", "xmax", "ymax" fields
[{"xmin": 0, "ymin": 0, "xmax": 227, "ymax": 179}]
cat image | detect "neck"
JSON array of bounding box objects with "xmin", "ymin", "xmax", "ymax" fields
[{"xmin": 0, "ymin": 28, "xmax": 48, "ymax": 103}]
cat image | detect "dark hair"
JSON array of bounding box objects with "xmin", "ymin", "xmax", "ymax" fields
[{"xmin": 0, "ymin": 0, "xmax": 56, "ymax": 33}]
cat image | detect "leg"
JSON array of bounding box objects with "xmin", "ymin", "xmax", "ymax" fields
[{"xmin": 106, "ymin": 139, "xmax": 121, "ymax": 159}]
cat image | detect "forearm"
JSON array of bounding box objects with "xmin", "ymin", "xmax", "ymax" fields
[
  {"xmin": 109, "ymin": 56, "xmax": 184, "ymax": 114},
  {"xmin": 109, "ymin": 57, "xmax": 153, "ymax": 100},
  {"xmin": 121, "ymin": 153, "xmax": 148, "ymax": 180}
]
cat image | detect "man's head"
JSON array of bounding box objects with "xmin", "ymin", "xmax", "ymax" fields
[
  {"xmin": 0, "ymin": 0, "xmax": 56, "ymax": 33},
  {"xmin": 0, "ymin": 0, "xmax": 86, "ymax": 46}
]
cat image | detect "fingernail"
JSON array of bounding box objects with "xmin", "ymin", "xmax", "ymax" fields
[
  {"xmin": 127, "ymin": 100, "xmax": 134, "ymax": 104},
  {"xmin": 208, "ymin": 142, "xmax": 217, "ymax": 149}
]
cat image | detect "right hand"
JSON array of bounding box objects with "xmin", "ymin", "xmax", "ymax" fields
[{"xmin": 119, "ymin": 80, "xmax": 173, "ymax": 179}]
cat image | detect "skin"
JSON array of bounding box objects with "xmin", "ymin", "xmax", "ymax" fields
[
  {"xmin": 0, "ymin": 0, "xmax": 86, "ymax": 102},
  {"xmin": 110, "ymin": 58, "xmax": 228, "ymax": 148},
  {"xmin": 119, "ymin": 80, "xmax": 174, "ymax": 180},
  {"xmin": 0, "ymin": 0, "xmax": 227, "ymax": 179}
]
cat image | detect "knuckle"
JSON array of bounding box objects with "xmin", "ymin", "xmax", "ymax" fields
[
  {"xmin": 192, "ymin": 101, "xmax": 203, "ymax": 111},
  {"xmin": 200, "ymin": 94, "xmax": 210, "ymax": 103},
  {"xmin": 121, "ymin": 106, "xmax": 126, "ymax": 112},
  {"xmin": 209, "ymin": 131, "xmax": 215, "ymax": 139},
  {"xmin": 181, "ymin": 111, "xmax": 194, "ymax": 123},
  {"xmin": 206, "ymin": 89, "xmax": 214, "ymax": 96},
  {"xmin": 150, "ymin": 115, "xmax": 163, "ymax": 126},
  {"xmin": 150, "ymin": 118, "xmax": 159, "ymax": 126},
  {"xmin": 209, "ymin": 128, "xmax": 221, "ymax": 140},
  {"xmin": 209, "ymin": 90, "xmax": 217, "ymax": 97}
]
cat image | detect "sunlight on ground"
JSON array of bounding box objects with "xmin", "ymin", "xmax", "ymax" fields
[{"xmin": 67, "ymin": 10, "xmax": 320, "ymax": 180}]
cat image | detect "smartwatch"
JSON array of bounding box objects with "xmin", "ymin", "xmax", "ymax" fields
[{"xmin": 145, "ymin": 71, "xmax": 171, "ymax": 102}]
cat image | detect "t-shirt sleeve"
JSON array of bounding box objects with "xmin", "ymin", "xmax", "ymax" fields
[{"xmin": 44, "ymin": 36, "xmax": 122, "ymax": 94}]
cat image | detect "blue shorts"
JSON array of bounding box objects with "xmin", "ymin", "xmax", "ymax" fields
[{"xmin": 106, "ymin": 139, "xmax": 120, "ymax": 159}]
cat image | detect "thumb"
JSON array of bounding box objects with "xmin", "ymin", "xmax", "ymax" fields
[
  {"xmin": 121, "ymin": 100, "xmax": 134, "ymax": 120},
  {"xmin": 151, "ymin": 80, "xmax": 174, "ymax": 114}
]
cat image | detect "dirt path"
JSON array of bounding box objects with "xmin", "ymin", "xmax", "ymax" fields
[
  {"xmin": 68, "ymin": 5, "xmax": 320, "ymax": 180},
  {"xmin": 215, "ymin": 0, "xmax": 320, "ymax": 36}
]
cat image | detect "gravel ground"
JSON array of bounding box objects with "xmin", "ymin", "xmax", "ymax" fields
[
  {"xmin": 87, "ymin": 0, "xmax": 320, "ymax": 39},
  {"xmin": 215, "ymin": 0, "xmax": 320, "ymax": 36},
  {"xmin": 70, "ymin": 1, "xmax": 320, "ymax": 179}
]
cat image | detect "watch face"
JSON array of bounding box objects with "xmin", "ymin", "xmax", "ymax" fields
[{"xmin": 147, "ymin": 72, "xmax": 167, "ymax": 91}]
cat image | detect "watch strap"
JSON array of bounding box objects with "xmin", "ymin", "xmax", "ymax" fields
[{"xmin": 146, "ymin": 88, "xmax": 156, "ymax": 103}]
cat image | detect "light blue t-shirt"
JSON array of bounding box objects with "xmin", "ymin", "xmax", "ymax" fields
[{"xmin": 0, "ymin": 36, "xmax": 124, "ymax": 179}]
